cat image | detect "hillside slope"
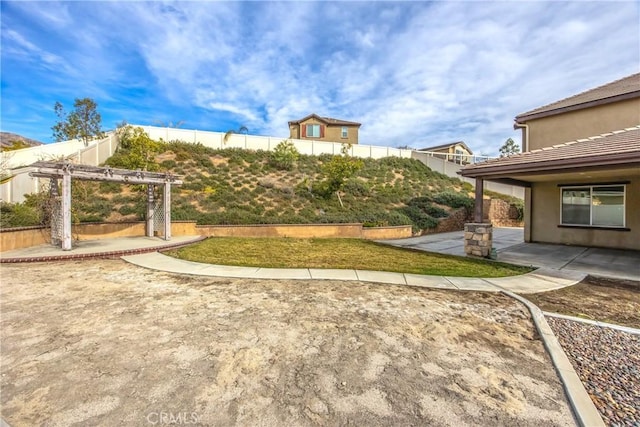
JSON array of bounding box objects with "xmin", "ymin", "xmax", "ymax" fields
[
  {"xmin": 1, "ymin": 140, "xmax": 522, "ymax": 231},
  {"xmin": 0, "ymin": 132, "xmax": 43, "ymax": 149},
  {"xmin": 100, "ymin": 141, "xmax": 475, "ymax": 231}
]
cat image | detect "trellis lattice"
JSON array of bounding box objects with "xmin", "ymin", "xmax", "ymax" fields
[
  {"xmin": 51, "ymin": 196, "xmax": 63, "ymax": 244},
  {"xmin": 153, "ymin": 199, "xmax": 165, "ymax": 233}
]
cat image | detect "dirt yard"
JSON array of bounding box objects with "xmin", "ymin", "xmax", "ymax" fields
[
  {"xmin": 525, "ymin": 277, "xmax": 640, "ymax": 329},
  {"xmin": 1, "ymin": 260, "xmax": 574, "ymax": 426}
]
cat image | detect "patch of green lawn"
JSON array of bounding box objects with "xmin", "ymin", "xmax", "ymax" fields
[{"xmin": 165, "ymin": 237, "xmax": 532, "ymax": 278}]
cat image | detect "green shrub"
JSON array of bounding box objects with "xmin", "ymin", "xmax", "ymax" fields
[
  {"xmin": 160, "ymin": 159, "xmax": 177, "ymax": 170},
  {"xmin": 432, "ymin": 191, "xmax": 474, "ymax": 210},
  {"xmin": 269, "ymin": 140, "xmax": 300, "ymax": 170},
  {"xmin": 118, "ymin": 204, "xmax": 141, "ymax": 217},
  {"xmin": 425, "ymin": 205, "xmax": 448, "ymax": 218},
  {"xmin": 108, "ymin": 126, "xmax": 162, "ymax": 171},
  {"xmin": 511, "ymin": 200, "xmax": 525, "ymax": 221},
  {"xmin": 343, "ymin": 179, "xmax": 371, "ymax": 196},
  {"xmin": 75, "ymin": 199, "xmax": 112, "ymax": 222},
  {"xmin": 401, "ymin": 205, "xmax": 439, "ymax": 231},
  {"xmin": 172, "ymin": 204, "xmax": 200, "ymax": 221},
  {"xmin": 99, "ymin": 182, "xmax": 121, "ymax": 193},
  {"xmin": 0, "ymin": 202, "xmax": 41, "ymax": 228},
  {"xmin": 111, "ymin": 194, "xmax": 137, "ymax": 205}
]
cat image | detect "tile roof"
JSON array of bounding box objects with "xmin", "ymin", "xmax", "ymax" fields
[
  {"xmin": 460, "ymin": 125, "xmax": 640, "ymax": 178},
  {"xmin": 288, "ymin": 113, "xmax": 361, "ymax": 126},
  {"xmin": 516, "ymin": 73, "xmax": 640, "ymax": 122},
  {"xmin": 418, "ymin": 141, "xmax": 473, "ymax": 154},
  {"xmin": 321, "ymin": 116, "xmax": 361, "ymax": 126}
]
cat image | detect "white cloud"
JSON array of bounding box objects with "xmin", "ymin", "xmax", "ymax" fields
[
  {"xmin": 1, "ymin": 1, "xmax": 638, "ymax": 153},
  {"xmin": 207, "ymin": 102, "xmax": 258, "ymax": 122}
]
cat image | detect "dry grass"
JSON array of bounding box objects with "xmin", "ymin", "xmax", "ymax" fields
[{"xmin": 165, "ymin": 237, "xmax": 531, "ymax": 278}]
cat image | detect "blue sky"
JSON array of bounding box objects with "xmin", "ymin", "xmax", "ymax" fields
[{"xmin": 1, "ymin": 1, "xmax": 638, "ymax": 155}]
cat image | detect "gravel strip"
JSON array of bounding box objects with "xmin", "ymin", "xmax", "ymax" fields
[{"xmin": 546, "ymin": 317, "xmax": 640, "ymax": 427}]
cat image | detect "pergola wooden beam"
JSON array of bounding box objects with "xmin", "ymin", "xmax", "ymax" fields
[
  {"xmin": 29, "ymin": 162, "xmax": 182, "ymax": 185},
  {"xmin": 29, "ymin": 161, "xmax": 182, "ymax": 250}
]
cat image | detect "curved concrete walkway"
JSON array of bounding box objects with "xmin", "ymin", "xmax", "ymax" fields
[
  {"xmin": 122, "ymin": 251, "xmax": 586, "ymax": 293},
  {"xmin": 381, "ymin": 227, "xmax": 640, "ymax": 282}
]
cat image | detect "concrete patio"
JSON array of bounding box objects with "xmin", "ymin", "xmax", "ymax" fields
[{"xmin": 380, "ymin": 227, "xmax": 640, "ymax": 282}]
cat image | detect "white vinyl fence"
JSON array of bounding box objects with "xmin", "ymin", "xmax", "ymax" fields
[
  {"xmin": 1, "ymin": 134, "xmax": 119, "ymax": 203},
  {"xmin": 137, "ymin": 125, "xmax": 414, "ymax": 160},
  {"xmin": 410, "ymin": 151, "xmax": 524, "ymax": 198}
]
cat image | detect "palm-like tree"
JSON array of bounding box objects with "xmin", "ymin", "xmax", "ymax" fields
[{"xmin": 223, "ymin": 125, "xmax": 249, "ymax": 144}]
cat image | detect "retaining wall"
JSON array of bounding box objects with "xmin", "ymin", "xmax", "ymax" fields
[
  {"xmin": 484, "ymin": 199, "xmax": 524, "ymax": 227},
  {"xmin": 1, "ymin": 222, "xmax": 412, "ymax": 252},
  {"xmin": 196, "ymin": 223, "xmax": 412, "ymax": 240},
  {"xmin": 0, "ymin": 221, "xmax": 198, "ymax": 252}
]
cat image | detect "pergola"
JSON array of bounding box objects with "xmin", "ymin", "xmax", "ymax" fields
[{"xmin": 29, "ymin": 161, "xmax": 183, "ymax": 251}]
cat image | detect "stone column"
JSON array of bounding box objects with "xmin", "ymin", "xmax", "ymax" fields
[{"xmin": 464, "ymin": 223, "xmax": 492, "ymax": 258}]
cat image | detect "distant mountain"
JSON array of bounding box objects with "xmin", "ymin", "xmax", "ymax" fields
[{"xmin": 0, "ymin": 132, "xmax": 44, "ymax": 149}]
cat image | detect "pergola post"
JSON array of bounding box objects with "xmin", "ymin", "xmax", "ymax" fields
[
  {"xmin": 163, "ymin": 182, "xmax": 171, "ymax": 240},
  {"xmin": 61, "ymin": 166, "xmax": 72, "ymax": 251},
  {"xmin": 474, "ymin": 177, "xmax": 484, "ymax": 222},
  {"xmin": 146, "ymin": 184, "xmax": 155, "ymax": 237},
  {"xmin": 50, "ymin": 178, "xmax": 60, "ymax": 246}
]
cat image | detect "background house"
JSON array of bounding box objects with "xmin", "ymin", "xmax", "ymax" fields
[
  {"xmin": 514, "ymin": 73, "xmax": 640, "ymax": 151},
  {"xmin": 418, "ymin": 141, "xmax": 474, "ymax": 164},
  {"xmin": 461, "ymin": 73, "xmax": 640, "ymax": 250},
  {"xmin": 289, "ymin": 114, "xmax": 361, "ymax": 145}
]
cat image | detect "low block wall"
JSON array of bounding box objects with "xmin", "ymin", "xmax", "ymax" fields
[
  {"xmin": 197, "ymin": 223, "xmax": 412, "ymax": 240},
  {"xmin": 73, "ymin": 222, "xmax": 145, "ymax": 239},
  {"xmin": 0, "ymin": 221, "xmax": 198, "ymax": 252},
  {"xmin": 0, "ymin": 226, "xmax": 49, "ymax": 252},
  {"xmin": 1, "ymin": 222, "xmax": 411, "ymax": 252},
  {"xmin": 361, "ymin": 225, "xmax": 412, "ymax": 240}
]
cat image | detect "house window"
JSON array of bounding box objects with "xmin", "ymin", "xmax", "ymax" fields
[
  {"xmin": 561, "ymin": 185, "xmax": 625, "ymax": 227},
  {"xmin": 341, "ymin": 127, "xmax": 348, "ymax": 138},
  {"xmin": 306, "ymin": 124, "xmax": 320, "ymax": 138}
]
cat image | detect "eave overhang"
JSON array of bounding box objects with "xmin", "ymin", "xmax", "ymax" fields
[{"xmin": 460, "ymin": 153, "xmax": 640, "ymax": 181}]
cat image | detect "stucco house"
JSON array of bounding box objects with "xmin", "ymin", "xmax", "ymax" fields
[
  {"xmin": 418, "ymin": 141, "xmax": 474, "ymax": 164},
  {"xmin": 461, "ymin": 73, "xmax": 640, "ymax": 251},
  {"xmin": 289, "ymin": 114, "xmax": 361, "ymax": 145}
]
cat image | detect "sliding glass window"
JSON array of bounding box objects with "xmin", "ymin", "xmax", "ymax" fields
[{"xmin": 561, "ymin": 185, "xmax": 625, "ymax": 227}]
